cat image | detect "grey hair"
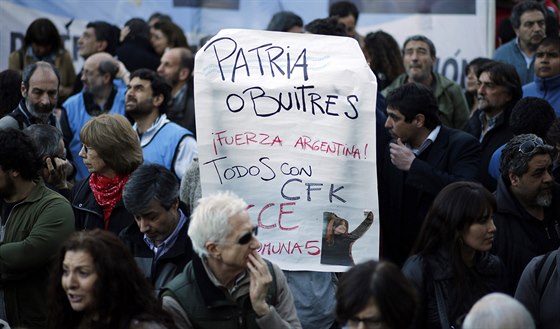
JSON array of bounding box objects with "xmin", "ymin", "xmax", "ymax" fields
[
  {"xmin": 462, "ymin": 293, "xmax": 535, "ymax": 329},
  {"xmin": 402, "ymin": 35, "xmax": 436, "ymax": 58},
  {"xmin": 98, "ymin": 59, "xmax": 119, "ymax": 80},
  {"xmin": 23, "ymin": 124, "xmax": 63, "ymax": 158},
  {"xmin": 22, "ymin": 61, "xmax": 60, "ymax": 90},
  {"xmin": 500, "ymin": 134, "xmax": 556, "ymax": 184},
  {"xmin": 188, "ymin": 191, "xmax": 248, "ymax": 258}
]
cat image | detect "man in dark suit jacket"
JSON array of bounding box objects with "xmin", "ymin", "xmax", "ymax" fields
[{"xmin": 379, "ymin": 83, "xmax": 481, "ymax": 266}]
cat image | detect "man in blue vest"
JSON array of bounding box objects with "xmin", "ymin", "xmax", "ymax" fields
[
  {"xmin": 61, "ymin": 52, "xmax": 127, "ymax": 181},
  {"xmin": 125, "ymin": 69, "xmax": 197, "ymax": 180}
]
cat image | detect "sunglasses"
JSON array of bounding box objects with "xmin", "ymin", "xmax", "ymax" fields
[
  {"xmin": 518, "ymin": 137, "xmax": 545, "ymax": 154},
  {"xmin": 220, "ymin": 226, "xmax": 258, "ymax": 245}
]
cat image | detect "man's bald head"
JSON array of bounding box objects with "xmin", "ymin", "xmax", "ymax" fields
[
  {"xmin": 157, "ymin": 47, "xmax": 193, "ymax": 93},
  {"xmin": 81, "ymin": 52, "xmax": 118, "ymax": 94}
]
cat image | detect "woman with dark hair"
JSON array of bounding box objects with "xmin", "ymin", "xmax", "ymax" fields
[
  {"xmin": 116, "ymin": 18, "xmax": 161, "ymax": 72},
  {"xmin": 0, "ymin": 69, "xmax": 22, "ymax": 117},
  {"xmin": 48, "ymin": 229, "xmax": 176, "ymax": 328},
  {"xmin": 336, "ymin": 260, "xmax": 418, "ymax": 329},
  {"xmin": 71, "ymin": 114, "xmax": 143, "ymax": 235},
  {"xmin": 402, "ymin": 181, "xmax": 507, "ymax": 329},
  {"xmin": 8, "ymin": 18, "xmax": 75, "ymax": 100},
  {"xmin": 364, "ymin": 31, "xmax": 405, "ymax": 90},
  {"xmin": 464, "ymin": 57, "xmax": 492, "ymax": 116},
  {"xmin": 320, "ymin": 211, "xmax": 373, "ymax": 266},
  {"xmin": 150, "ymin": 21, "xmax": 189, "ymax": 56}
]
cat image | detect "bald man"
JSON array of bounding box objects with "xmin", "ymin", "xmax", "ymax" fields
[
  {"xmin": 157, "ymin": 47, "xmax": 196, "ymax": 137},
  {"xmin": 61, "ymin": 52, "xmax": 128, "ymax": 180}
]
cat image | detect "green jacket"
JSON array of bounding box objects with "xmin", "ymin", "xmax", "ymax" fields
[
  {"xmin": 381, "ymin": 73, "xmax": 469, "ymax": 130},
  {"xmin": 0, "ymin": 180, "xmax": 74, "ymax": 329}
]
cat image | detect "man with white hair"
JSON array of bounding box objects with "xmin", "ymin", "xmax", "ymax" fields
[
  {"xmin": 161, "ymin": 191, "xmax": 302, "ymax": 329},
  {"xmin": 463, "ymin": 293, "xmax": 535, "ymax": 329}
]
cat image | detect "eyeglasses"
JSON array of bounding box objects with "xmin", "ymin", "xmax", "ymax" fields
[
  {"xmin": 81, "ymin": 143, "xmax": 91, "ymax": 154},
  {"xmin": 518, "ymin": 137, "xmax": 545, "ymax": 154},
  {"xmin": 219, "ymin": 226, "xmax": 258, "ymax": 245}
]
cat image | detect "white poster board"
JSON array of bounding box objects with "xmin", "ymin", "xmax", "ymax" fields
[{"xmin": 195, "ymin": 29, "xmax": 378, "ymax": 271}]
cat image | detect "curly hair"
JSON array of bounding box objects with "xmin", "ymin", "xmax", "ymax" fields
[
  {"xmin": 0, "ymin": 128, "xmax": 41, "ymax": 180},
  {"xmin": 364, "ymin": 31, "xmax": 405, "ymax": 90},
  {"xmin": 47, "ymin": 229, "xmax": 176, "ymax": 329}
]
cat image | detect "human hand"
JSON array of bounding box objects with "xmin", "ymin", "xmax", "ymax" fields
[
  {"xmin": 248, "ymin": 251, "xmax": 272, "ymax": 317},
  {"xmin": 44, "ymin": 157, "xmax": 70, "ymax": 189},
  {"xmin": 389, "ymin": 138, "xmax": 415, "ymax": 171}
]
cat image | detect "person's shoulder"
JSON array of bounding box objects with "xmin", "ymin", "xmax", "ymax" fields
[
  {"xmin": 381, "ymin": 73, "xmax": 407, "ymax": 95},
  {"xmin": 0, "ymin": 114, "xmax": 19, "ymax": 130},
  {"xmin": 63, "ymin": 91, "xmax": 84, "ymax": 108},
  {"xmin": 434, "ymin": 72, "xmax": 461, "ymax": 89},
  {"xmin": 493, "ymin": 39, "xmax": 517, "ymax": 59}
]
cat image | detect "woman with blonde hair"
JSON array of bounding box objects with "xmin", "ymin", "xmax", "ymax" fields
[{"xmin": 70, "ymin": 114, "xmax": 143, "ymax": 235}]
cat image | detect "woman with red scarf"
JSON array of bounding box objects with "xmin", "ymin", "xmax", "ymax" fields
[{"xmin": 71, "ymin": 114, "xmax": 143, "ymax": 235}]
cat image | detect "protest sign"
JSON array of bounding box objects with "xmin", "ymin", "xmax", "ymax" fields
[{"xmin": 195, "ymin": 29, "xmax": 379, "ymax": 271}]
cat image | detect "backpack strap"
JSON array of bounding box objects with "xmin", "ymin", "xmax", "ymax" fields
[{"xmin": 537, "ymin": 250, "xmax": 558, "ymax": 299}]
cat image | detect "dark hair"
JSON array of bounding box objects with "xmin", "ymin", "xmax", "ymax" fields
[
  {"xmin": 152, "ymin": 21, "xmax": 189, "ymax": 50},
  {"xmin": 267, "ymin": 11, "xmax": 304, "ymax": 32},
  {"xmin": 47, "ymin": 229, "xmax": 176, "ymax": 329},
  {"xmin": 86, "ymin": 21, "xmax": 120, "ymax": 56},
  {"xmin": 22, "ymin": 61, "xmax": 61, "ymax": 90},
  {"xmin": 329, "ymin": 1, "xmax": 360, "ymax": 22},
  {"xmin": 0, "ymin": 128, "xmax": 42, "ymax": 180},
  {"xmin": 510, "ymin": 97, "xmax": 555, "ymax": 138},
  {"xmin": 23, "ymin": 18, "xmax": 63, "ymax": 52},
  {"xmin": 98, "ymin": 59, "xmax": 119, "ymax": 80},
  {"xmin": 364, "ymin": 31, "xmax": 405, "ymax": 89},
  {"xmin": 305, "ymin": 17, "xmax": 347, "ymax": 36},
  {"xmin": 477, "ymin": 61, "xmax": 522, "ymax": 110},
  {"xmin": 465, "ymin": 57, "xmax": 493, "ymax": 76},
  {"xmin": 148, "ymin": 12, "xmax": 172, "ymax": 24},
  {"xmin": 23, "ymin": 124, "xmax": 63, "ymax": 159},
  {"xmin": 500, "ymin": 133, "xmax": 556, "ymax": 184},
  {"xmin": 177, "ymin": 47, "xmax": 194, "ymax": 72},
  {"xmin": 510, "ymin": 1, "xmax": 546, "ymax": 29},
  {"xmin": 0, "ymin": 69, "xmax": 22, "ymax": 117},
  {"xmin": 547, "ymin": 118, "xmax": 560, "ymax": 147},
  {"xmin": 412, "ymin": 181, "xmax": 496, "ymax": 321},
  {"xmin": 403, "ymin": 35, "xmax": 436, "ymax": 58},
  {"xmin": 130, "ymin": 69, "xmax": 171, "ymax": 113},
  {"xmin": 123, "ymin": 164, "xmax": 179, "ymax": 215},
  {"xmin": 386, "ymin": 83, "xmax": 441, "ymax": 130},
  {"xmin": 336, "ymin": 260, "xmax": 417, "ymax": 329},
  {"xmin": 123, "ymin": 18, "xmax": 151, "ymax": 43},
  {"xmin": 538, "ymin": 35, "xmax": 560, "ymax": 52}
]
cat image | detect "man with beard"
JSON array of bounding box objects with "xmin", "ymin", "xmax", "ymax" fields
[
  {"xmin": 61, "ymin": 52, "xmax": 127, "ymax": 181},
  {"xmin": 157, "ymin": 47, "xmax": 196, "ymax": 137},
  {"xmin": 492, "ymin": 134, "xmax": 560, "ymax": 294},
  {"xmin": 465, "ymin": 61, "xmax": 522, "ymax": 191},
  {"xmin": 0, "ymin": 128, "xmax": 74, "ymax": 328},
  {"xmin": 379, "ymin": 82, "xmax": 480, "ymax": 266},
  {"xmin": 0, "ymin": 61, "xmax": 60, "ymax": 130},
  {"xmin": 494, "ymin": 1, "xmax": 547, "ymax": 85},
  {"xmin": 382, "ymin": 35, "xmax": 469, "ymax": 129},
  {"xmin": 126, "ymin": 69, "xmax": 196, "ymax": 180}
]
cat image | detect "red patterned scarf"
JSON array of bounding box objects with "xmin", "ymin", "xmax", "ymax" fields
[{"xmin": 89, "ymin": 173, "xmax": 129, "ymax": 230}]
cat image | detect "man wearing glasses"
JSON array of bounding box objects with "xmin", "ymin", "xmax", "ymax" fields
[
  {"xmin": 120, "ymin": 164, "xmax": 193, "ymax": 296},
  {"xmin": 492, "ymin": 133, "xmax": 560, "ymax": 294},
  {"xmin": 161, "ymin": 191, "xmax": 302, "ymax": 329}
]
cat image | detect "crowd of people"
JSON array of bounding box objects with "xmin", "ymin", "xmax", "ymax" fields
[{"xmin": 1, "ymin": 0, "xmax": 560, "ymax": 328}]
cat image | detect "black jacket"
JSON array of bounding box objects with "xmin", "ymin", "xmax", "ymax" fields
[
  {"xmin": 70, "ymin": 177, "xmax": 134, "ymax": 236},
  {"xmin": 119, "ymin": 201, "xmax": 194, "ymax": 295},
  {"xmin": 402, "ymin": 250, "xmax": 507, "ymax": 329},
  {"xmin": 464, "ymin": 108, "xmax": 514, "ymax": 192},
  {"xmin": 492, "ymin": 177, "xmax": 560, "ymax": 293}
]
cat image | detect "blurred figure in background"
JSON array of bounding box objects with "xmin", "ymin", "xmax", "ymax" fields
[
  {"xmin": 464, "ymin": 57, "xmax": 493, "ymax": 117},
  {"xmin": 116, "ymin": 18, "xmax": 160, "ymax": 72},
  {"xmin": 364, "ymin": 31, "xmax": 405, "ymax": 91},
  {"xmin": 8, "ymin": 18, "xmax": 75, "ymax": 102},
  {"xmin": 266, "ymin": 11, "xmax": 304, "ymax": 33},
  {"xmin": 150, "ymin": 21, "xmax": 189, "ymax": 56},
  {"xmin": 0, "ymin": 69, "xmax": 22, "ymax": 119}
]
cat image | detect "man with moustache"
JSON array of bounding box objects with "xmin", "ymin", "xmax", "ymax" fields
[
  {"xmin": 379, "ymin": 82, "xmax": 480, "ymax": 266},
  {"xmin": 61, "ymin": 52, "xmax": 127, "ymax": 181},
  {"xmin": 382, "ymin": 35, "xmax": 469, "ymax": 129},
  {"xmin": 523, "ymin": 36, "xmax": 560, "ymax": 116},
  {"xmin": 465, "ymin": 61, "xmax": 522, "ymax": 191},
  {"xmin": 0, "ymin": 128, "xmax": 74, "ymax": 328},
  {"xmin": 126, "ymin": 69, "xmax": 196, "ymax": 180},
  {"xmin": 157, "ymin": 47, "xmax": 197, "ymax": 137},
  {"xmin": 494, "ymin": 1, "xmax": 547, "ymax": 85},
  {"xmin": 492, "ymin": 134, "xmax": 560, "ymax": 294},
  {"xmin": 0, "ymin": 61, "xmax": 60, "ymax": 130}
]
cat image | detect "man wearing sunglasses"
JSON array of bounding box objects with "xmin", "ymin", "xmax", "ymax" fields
[
  {"xmin": 161, "ymin": 191, "xmax": 302, "ymax": 329},
  {"xmin": 492, "ymin": 133, "xmax": 560, "ymax": 294},
  {"xmin": 120, "ymin": 164, "xmax": 193, "ymax": 296}
]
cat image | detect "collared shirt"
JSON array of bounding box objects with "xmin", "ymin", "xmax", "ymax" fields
[
  {"xmin": 201, "ymin": 255, "xmax": 250, "ymax": 298},
  {"xmin": 143, "ymin": 208, "xmax": 187, "ymax": 261},
  {"xmin": 169, "ymin": 84, "xmax": 188, "ymax": 115},
  {"xmin": 478, "ymin": 111, "xmax": 503, "ymax": 142},
  {"xmin": 409, "ymin": 125, "xmax": 441, "ymax": 156}
]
